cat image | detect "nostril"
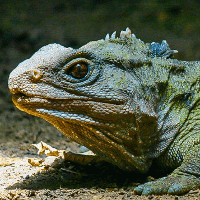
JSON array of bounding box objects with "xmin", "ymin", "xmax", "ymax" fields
[{"xmin": 32, "ymin": 70, "xmax": 42, "ymax": 81}]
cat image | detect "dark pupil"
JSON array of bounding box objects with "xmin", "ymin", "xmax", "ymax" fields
[{"xmin": 67, "ymin": 63, "xmax": 88, "ymax": 79}]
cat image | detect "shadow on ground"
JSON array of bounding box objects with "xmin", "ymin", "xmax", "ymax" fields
[{"xmin": 6, "ymin": 161, "xmax": 146, "ymax": 191}]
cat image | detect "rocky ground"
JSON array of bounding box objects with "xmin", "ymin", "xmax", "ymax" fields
[{"xmin": 0, "ymin": 0, "xmax": 200, "ymax": 199}]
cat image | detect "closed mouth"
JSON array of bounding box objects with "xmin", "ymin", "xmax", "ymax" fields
[{"xmin": 12, "ymin": 93, "xmax": 49, "ymax": 106}]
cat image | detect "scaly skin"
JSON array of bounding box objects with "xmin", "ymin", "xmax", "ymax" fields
[{"xmin": 8, "ymin": 28, "xmax": 200, "ymax": 194}]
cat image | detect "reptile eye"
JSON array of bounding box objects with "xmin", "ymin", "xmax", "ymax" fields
[{"xmin": 66, "ymin": 62, "xmax": 89, "ymax": 79}]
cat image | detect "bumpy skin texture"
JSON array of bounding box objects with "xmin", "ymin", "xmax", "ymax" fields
[{"xmin": 8, "ymin": 28, "xmax": 200, "ymax": 195}]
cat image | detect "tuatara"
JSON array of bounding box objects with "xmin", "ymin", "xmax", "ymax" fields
[{"xmin": 8, "ymin": 28, "xmax": 200, "ymax": 195}]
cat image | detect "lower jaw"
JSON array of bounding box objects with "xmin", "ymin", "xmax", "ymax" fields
[{"xmin": 12, "ymin": 96, "xmax": 144, "ymax": 172}]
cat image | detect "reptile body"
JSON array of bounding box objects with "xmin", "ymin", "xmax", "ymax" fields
[{"xmin": 8, "ymin": 28, "xmax": 200, "ymax": 195}]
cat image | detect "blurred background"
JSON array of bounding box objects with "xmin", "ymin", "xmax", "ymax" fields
[{"xmin": 0, "ymin": 0, "xmax": 200, "ymax": 148}]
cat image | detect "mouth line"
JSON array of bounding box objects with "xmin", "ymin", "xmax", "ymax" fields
[
  {"xmin": 12, "ymin": 92, "xmax": 89, "ymax": 102},
  {"xmin": 12, "ymin": 93, "xmax": 103, "ymax": 125},
  {"xmin": 11, "ymin": 93, "xmax": 122, "ymax": 127},
  {"xmin": 12, "ymin": 91, "xmax": 125, "ymax": 106},
  {"xmin": 12, "ymin": 93, "xmax": 49, "ymax": 104}
]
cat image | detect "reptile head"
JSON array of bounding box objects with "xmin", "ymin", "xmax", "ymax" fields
[{"xmin": 8, "ymin": 28, "xmax": 180, "ymax": 172}]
